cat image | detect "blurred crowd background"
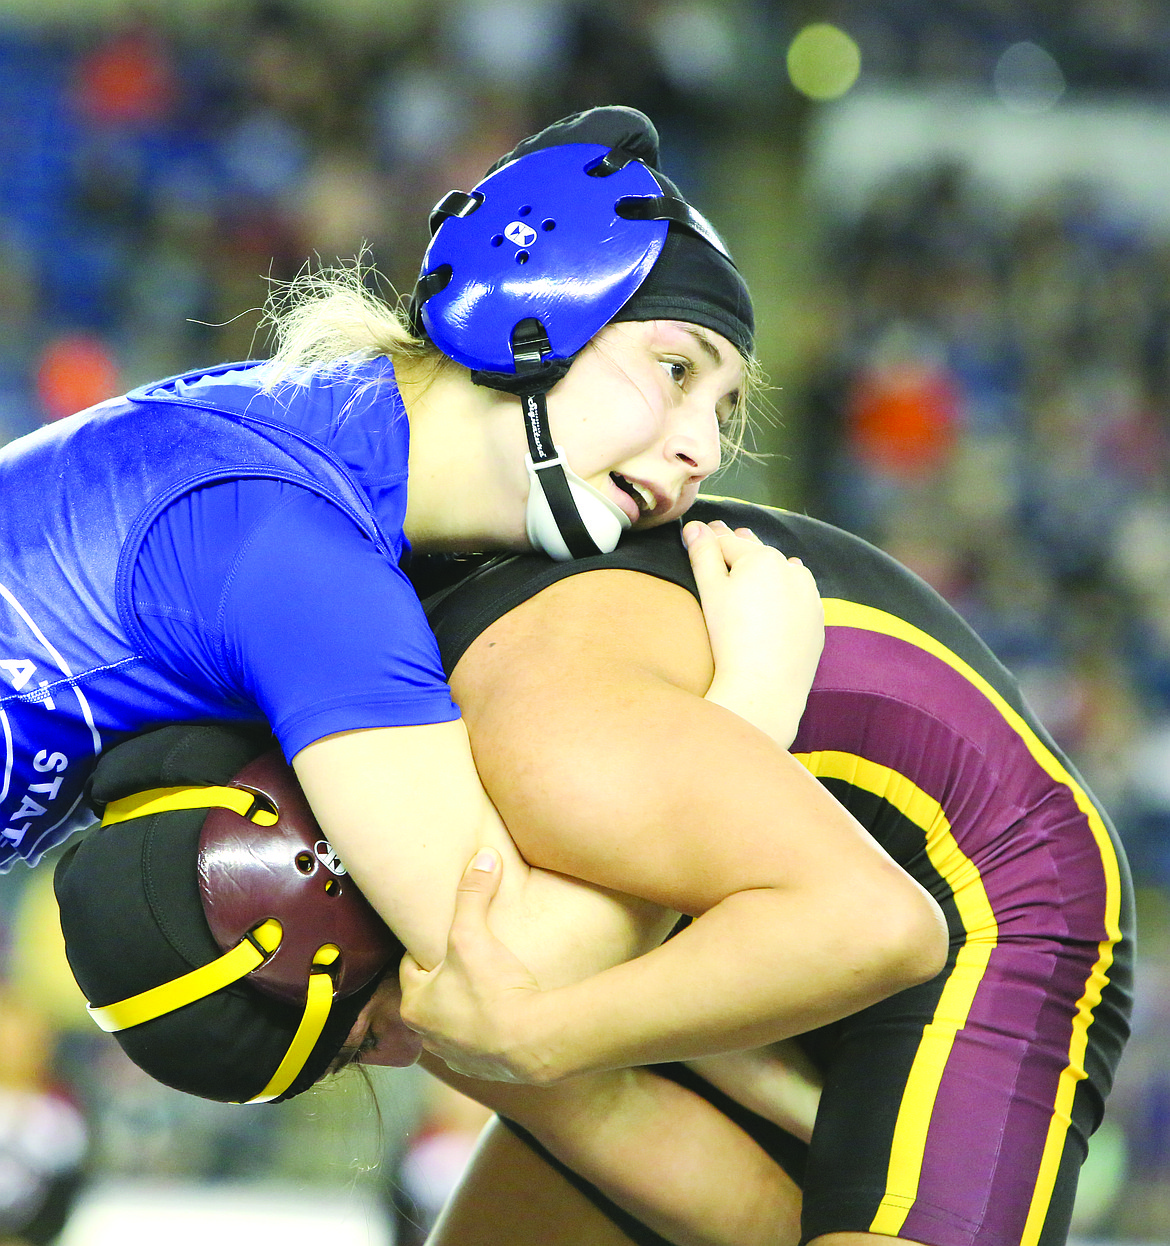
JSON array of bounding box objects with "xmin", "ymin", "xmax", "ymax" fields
[{"xmin": 1, "ymin": 0, "xmax": 1169, "ymax": 1242}]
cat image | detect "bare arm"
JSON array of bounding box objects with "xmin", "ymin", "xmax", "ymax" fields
[
  {"xmin": 423, "ymin": 1059, "xmax": 805, "ymax": 1246},
  {"xmin": 400, "ymin": 564, "xmax": 946, "ymax": 1081},
  {"xmin": 685, "ymin": 1042, "xmax": 822, "ymax": 1142},
  {"xmin": 294, "ymin": 723, "xmax": 676, "ymax": 980}
]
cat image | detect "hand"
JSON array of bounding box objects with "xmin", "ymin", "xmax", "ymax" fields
[
  {"xmin": 683, "ymin": 519, "xmax": 824, "ymax": 748},
  {"xmin": 398, "ymin": 848, "xmax": 557, "ymax": 1084}
]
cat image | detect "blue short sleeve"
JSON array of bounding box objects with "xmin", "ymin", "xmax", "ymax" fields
[{"xmin": 132, "ymin": 480, "xmax": 460, "ymax": 759}]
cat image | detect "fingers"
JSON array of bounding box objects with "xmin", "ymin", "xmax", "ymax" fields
[
  {"xmin": 684, "ymin": 519, "xmax": 789, "ymax": 575},
  {"xmin": 682, "ymin": 519, "xmax": 735, "ymax": 587},
  {"xmin": 684, "ymin": 518, "xmax": 750, "ymax": 545},
  {"xmin": 401, "ymin": 847, "xmax": 503, "ymax": 989},
  {"xmin": 399, "ymin": 848, "xmax": 501, "ymax": 1027},
  {"xmin": 450, "ymin": 846, "xmax": 502, "ymax": 934}
]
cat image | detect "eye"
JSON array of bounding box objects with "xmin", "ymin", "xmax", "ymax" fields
[
  {"xmin": 326, "ymin": 1043, "xmax": 361, "ymax": 1077},
  {"xmin": 660, "ymin": 358, "xmax": 692, "ymax": 387},
  {"xmin": 716, "ymin": 391, "xmax": 740, "ymax": 428},
  {"xmin": 326, "ymin": 1023, "xmax": 379, "ymax": 1077}
]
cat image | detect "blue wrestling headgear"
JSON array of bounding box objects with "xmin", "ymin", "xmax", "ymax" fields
[{"xmin": 410, "ymin": 106, "xmax": 754, "ymax": 561}]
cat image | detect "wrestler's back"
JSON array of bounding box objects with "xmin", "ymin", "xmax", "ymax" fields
[{"xmin": 422, "ymin": 497, "xmax": 1135, "ymax": 1246}]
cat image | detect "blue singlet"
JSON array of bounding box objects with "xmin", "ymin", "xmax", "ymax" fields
[{"xmin": 0, "ymin": 357, "xmax": 458, "ymax": 867}]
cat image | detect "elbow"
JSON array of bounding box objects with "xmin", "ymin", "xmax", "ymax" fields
[{"xmin": 877, "ymin": 885, "xmax": 949, "ymax": 992}]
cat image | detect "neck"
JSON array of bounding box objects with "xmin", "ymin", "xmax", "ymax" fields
[{"xmin": 396, "ymin": 356, "xmax": 530, "ymax": 554}]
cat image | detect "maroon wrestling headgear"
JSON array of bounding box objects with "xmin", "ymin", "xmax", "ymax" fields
[{"xmin": 56, "ymin": 724, "xmax": 402, "ymax": 1104}]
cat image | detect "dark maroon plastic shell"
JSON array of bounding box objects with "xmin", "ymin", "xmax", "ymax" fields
[{"xmin": 197, "ymin": 750, "xmax": 396, "ymax": 1005}]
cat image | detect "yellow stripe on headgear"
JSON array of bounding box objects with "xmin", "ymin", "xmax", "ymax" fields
[
  {"xmin": 102, "ymin": 784, "xmax": 279, "ymax": 827},
  {"xmin": 87, "ymin": 918, "xmax": 283, "ymax": 1032},
  {"xmin": 246, "ymin": 945, "xmax": 339, "ymax": 1104},
  {"xmin": 89, "ymin": 783, "xmax": 337, "ymax": 1104}
]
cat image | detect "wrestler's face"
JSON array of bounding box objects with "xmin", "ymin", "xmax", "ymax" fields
[
  {"xmin": 546, "ymin": 320, "xmax": 743, "ymax": 527},
  {"xmin": 339, "ymin": 972, "xmax": 421, "ymax": 1069}
]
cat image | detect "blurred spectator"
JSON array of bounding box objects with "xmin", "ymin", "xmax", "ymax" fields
[
  {"xmin": 34, "ymin": 333, "xmax": 119, "ymax": 423},
  {"xmin": 445, "ymin": 0, "xmax": 573, "ymax": 93},
  {"xmin": 0, "ymin": 991, "xmax": 88, "ymax": 1246},
  {"xmin": 806, "ymin": 157, "xmax": 1170, "ymax": 767},
  {"xmin": 845, "ymin": 323, "xmax": 959, "ymax": 498},
  {"xmin": 392, "ymin": 1078, "xmax": 491, "ymax": 1246},
  {"xmin": 70, "ymin": 22, "xmax": 178, "ymax": 131}
]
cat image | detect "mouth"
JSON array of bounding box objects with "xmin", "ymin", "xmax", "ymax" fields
[{"xmin": 610, "ymin": 473, "xmax": 660, "ymax": 520}]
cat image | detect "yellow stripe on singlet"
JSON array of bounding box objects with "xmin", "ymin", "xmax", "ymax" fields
[
  {"xmin": 806, "ymin": 600, "xmax": 1126, "ymax": 1242},
  {"xmin": 793, "ymin": 750, "xmax": 998, "ymax": 1232}
]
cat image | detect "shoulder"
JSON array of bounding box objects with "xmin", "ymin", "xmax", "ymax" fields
[
  {"xmin": 423, "ymin": 524, "xmax": 692, "ymax": 676},
  {"xmin": 690, "ymin": 499, "xmax": 1024, "ymax": 705}
]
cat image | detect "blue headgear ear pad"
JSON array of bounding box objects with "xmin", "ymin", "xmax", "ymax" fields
[{"xmin": 417, "ymin": 143, "xmax": 670, "ymax": 376}]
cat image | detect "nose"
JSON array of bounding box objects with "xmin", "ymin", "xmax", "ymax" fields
[{"xmin": 665, "ymin": 401, "xmax": 723, "ymax": 479}]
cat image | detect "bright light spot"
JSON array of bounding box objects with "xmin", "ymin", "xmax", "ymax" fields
[
  {"xmin": 787, "ymin": 23, "xmax": 861, "ymax": 101},
  {"xmin": 993, "ymin": 42, "xmax": 1065, "ymax": 113}
]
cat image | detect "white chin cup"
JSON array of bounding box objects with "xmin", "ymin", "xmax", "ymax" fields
[{"xmin": 525, "ymin": 448, "xmax": 632, "ymax": 561}]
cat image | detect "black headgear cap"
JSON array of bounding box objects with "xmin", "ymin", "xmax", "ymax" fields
[{"xmin": 55, "ymin": 724, "xmax": 396, "ymax": 1105}]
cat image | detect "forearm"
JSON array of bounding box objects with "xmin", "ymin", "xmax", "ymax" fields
[
  {"xmin": 704, "ymin": 671, "xmax": 803, "ymax": 752},
  {"xmin": 401, "ymin": 719, "xmax": 947, "ymax": 1083},
  {"xmin": 493, "ymin": 867, "xmax": 679, "ymax": 991},
  {"xmin": 426, "ymin": 1059, "xmax": 803, "ymax": 1246},
  {"xmin": 295, "ymin": 721, "xmax": 510, "ymax": 969},
  {"xmin": 517, "ymin": 874, "xmax": 941, "ymax": 1082}
]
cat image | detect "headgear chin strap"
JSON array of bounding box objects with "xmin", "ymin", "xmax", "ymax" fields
[
  {"xmin": 476, "ymin": 318, "xmax": 633, "ymax": 561},
  {"xmin": 517, "ymin": 370, "xmax": 630, "ymax": 563},
  {"xmin": 524, "ymin": 449, "xmax": 630, "ymax": 562}
]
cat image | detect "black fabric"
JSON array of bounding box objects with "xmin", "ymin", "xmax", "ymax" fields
[
  {"xmin": 56, "ymin": 723, "xmax": 379, "ymax": 1105},
  {"xmin": 85, "ymin": 721, "xmax": 270, "ymax": 819},
  {"xmin": 487, "ymin": 105, "xmax": 663, "ymax": 177},
  {"xmin": 421, "ymin": 501, "xmax": 1077, "ymax": 697},
  {"xmin": 610, "ymin": 226, "xmax": 754, "ymax": 357}
]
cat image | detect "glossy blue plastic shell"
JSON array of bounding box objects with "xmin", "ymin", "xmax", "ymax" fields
[{"xmin": 418, "ymin": 143, "xmax": 670, "ymax": 374}]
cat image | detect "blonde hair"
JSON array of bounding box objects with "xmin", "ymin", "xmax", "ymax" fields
[
  {"xmin": 260, "ymin": 259, "xmax": 446, "ymax": 385},
  {"xmin": 261, "ymin": 257, "xmax": 759, "ymax": 460},
  {"xmin": 722, "ymin": 351, "xmax": 764, "ymax": 464}
]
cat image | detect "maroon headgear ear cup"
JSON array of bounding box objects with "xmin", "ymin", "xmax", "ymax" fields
[{"xmin": 198, "ymin": 747, "xmax": 398, "ymax": 1005}]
